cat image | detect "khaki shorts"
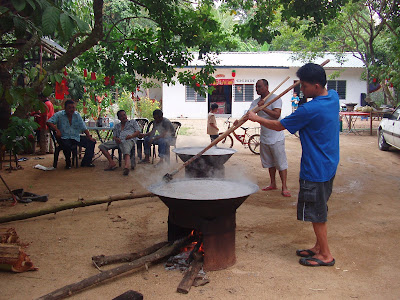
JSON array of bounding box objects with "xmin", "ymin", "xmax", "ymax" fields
[
  {"xmin": 99, "ymin": 140, "xmax": 135, "ymax": 155},
  {"xmin": 260, "ymin": 140, "xmax": 288, "ymax": 170}
]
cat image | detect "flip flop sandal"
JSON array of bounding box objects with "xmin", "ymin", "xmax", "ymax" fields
[
  {"xmin": 123, "ymin": 168, "xmax": 130, "ymax": 176},
  {"xmin": 104, "ymin": 166, "xmax": 117, "ymax": 171},
  {"xmin": 281, "ymin": 191, "xmax": 291, "ymax": 197},
  {"xmin": 296, "ymin": 249, "xmax": 316, "ymax": 257},
  {"xmin": 262, "ymin": 186, "xmax": 278, "ymax": 191},
  {"xmin": 299, "ymin": 257, "xmax": 335, "ymax": 267}
]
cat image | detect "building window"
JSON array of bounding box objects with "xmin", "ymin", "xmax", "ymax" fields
[
  {"xmin": 327, "ymin": 80, "xmax": 346, "ymax": 99},
  {"xmin": 234, "ymin": 84, "xmax": 254, "ymax": 102},
  {"xmin": 185, "ymin": 86, "xmax": 206, "ymax": 102}
]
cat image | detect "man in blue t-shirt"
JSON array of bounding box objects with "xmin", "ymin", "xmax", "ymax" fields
[{"xmin": 245, "ymin": 63, "xmax": 339, "ymax": 267}]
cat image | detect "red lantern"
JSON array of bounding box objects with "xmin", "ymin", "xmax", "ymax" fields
[
  {"xmin": 104, "ymin": 76, "xmax": 110, "ymax": 86},
  {"xmin": 84, "ymin": 69, "xmax": 88, "ymax": 77},
  {"xmin": 196, "ymin": 83, "xmax": 200, "ymax": 87},
  {"xmin": 232, "ymin": 70, "xmax": 236, "ymax": 77},
  {"xmin": 91, "ymin": 72, "xmax": 96, "ymax": 80}
]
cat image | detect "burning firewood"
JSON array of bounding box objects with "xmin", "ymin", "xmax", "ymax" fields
[
  {"xmin": 92, "ymin": 241, "xmax": 169, "ymax": 268},
  {"xmin": 176, "ymin": 252, "xmax": 203, "ymax": 294},
  {"xmin": 37, "ymin": 237, "xmax": 190, "ymax": 300}
]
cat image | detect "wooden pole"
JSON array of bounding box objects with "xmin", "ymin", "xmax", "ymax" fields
[
  {"xmin": 176, "ymin": 253, "xmax": 203, "ymax": 294},
  {"xmin": 0, "ymin": 192, "xmax": 156, "ymax": 224},
  {"xmin": 36, "ymin": 237, "xmax": 190, "ymax": 300}
]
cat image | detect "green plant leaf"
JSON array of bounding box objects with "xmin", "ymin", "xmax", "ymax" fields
[
  {"xmin": 11, "ymin": 0, "xmax": 26, "ymax": 11},
  {"xmin": 54, "ymin": 74, "xmax": 63, "ymax": 83},
  {"xmin": 43, "ymin": 84, "xmax": 53, "ymax": 97},
  {"xmin": 60, "ymin": 13, "xmax": 74, "ymax": 38},
  {"xmin": 70, "ymin": 15, "xmax": 90, "ymax": 33},
  {"xmin": 30, "ymin": 66, "xmax": 38, "ymax": 80},
  {"xmin": 42, "ymin": 6, "xmax": 60, "ymax": 35},
  {"xmin": 25, "ymin": 0, "xmax": 35, "ymax": 9}
]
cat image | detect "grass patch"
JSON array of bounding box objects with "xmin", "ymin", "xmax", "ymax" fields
[{"xmin": 178, "ymin": 126, "xmax": 193, "ymax": 136}]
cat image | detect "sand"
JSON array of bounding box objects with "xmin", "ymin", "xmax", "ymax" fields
[{"xmin": 0, "ymin": 118, "xmax": 399, "ymax": 300}]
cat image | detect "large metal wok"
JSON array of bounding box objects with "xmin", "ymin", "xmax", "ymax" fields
[
  {"xmin": 148, "ymin": 178, "xmax": 258, "ymax": 218},
  {"xmin": 172, "ymin": 147, "xmax": 237, "ymax": 178}
]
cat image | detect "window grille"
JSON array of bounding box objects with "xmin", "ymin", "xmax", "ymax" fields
[
  {"xmin": 185, "ymin": 86, "xmax": 206, "ymax": 102},
  {"xmin": 234, "ymin": 84, "xmax": 254, "ymax": 102},
  {"xmin": 327, "ymin": 80, "xmax": 346, "ymax": 99}
]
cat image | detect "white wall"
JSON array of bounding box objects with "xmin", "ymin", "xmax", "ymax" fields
[{"xmin": 162, "ymin": 67, "xmax": 367, "ymax": 119}]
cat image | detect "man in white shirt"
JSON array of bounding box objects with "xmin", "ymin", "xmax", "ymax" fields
[{"xmin": 248, "ymin": 79, "xmax": 290, "ymax": 197}]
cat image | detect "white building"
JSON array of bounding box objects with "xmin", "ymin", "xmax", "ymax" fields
[{"xmin": 157, "ymin": 52, "xmax": 366, "ymax": 119}]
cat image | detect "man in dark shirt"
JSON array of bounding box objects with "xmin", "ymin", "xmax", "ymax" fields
[{"xmin": 139, "ymin": 109, "xmax": 175, "ymax": 166}]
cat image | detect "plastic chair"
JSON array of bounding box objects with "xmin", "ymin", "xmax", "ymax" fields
[
  {"xmin": 152, "ymin": 121, "xmax": 181, "ymax": 164},
  {"xmin": 134, "ymin": 118, "xmax": 149, "ymax": 160},
  {"xmin": 50, "ymin": 130, "xmax": 78, "ymax": 168}
]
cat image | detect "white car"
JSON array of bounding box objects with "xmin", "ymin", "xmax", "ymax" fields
[{"xmin": 378, "ymin": 105, "xmax": 400, "ymax": 150}]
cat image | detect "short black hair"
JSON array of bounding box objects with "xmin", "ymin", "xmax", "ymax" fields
[
  {"xmin": 117, "ymin": 110, "xmax": 126, "ymax": 118},
  {"xmin": 296, "ymin": 63, "xmax": 327, "ymax": 87},
  {"xmin": 210, "ymin": 103, "xmax": 218, "ymax": 110},
  {"xmin": 153, "ymin": 109, "xmax": 163, "ymax": 117},
  {"xmin": 259, "ymin": 79, "xmax": 269, "ymax": 86},
  {"xmin": 64, "ymin": 99, "xmax": 75, "ymax": 109}
]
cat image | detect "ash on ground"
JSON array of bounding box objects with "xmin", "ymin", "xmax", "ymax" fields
[{"xmin": 165, "ymin": 251, "xmax": 210, "ymax": 287}]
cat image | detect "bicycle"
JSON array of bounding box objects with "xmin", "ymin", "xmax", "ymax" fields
[{"xmin": 217, "ymin": 117, "xmax": 261, "ymax": 155}]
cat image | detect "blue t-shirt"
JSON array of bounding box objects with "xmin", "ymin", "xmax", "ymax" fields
[{"xmin": 280, "ymin": 90, "xmax": 340, "ymax": 182}]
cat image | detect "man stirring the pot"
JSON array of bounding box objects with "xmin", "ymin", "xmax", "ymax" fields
[{"xmin": 244, "ymin": 63, "xmax": 339, "ymax": 267}]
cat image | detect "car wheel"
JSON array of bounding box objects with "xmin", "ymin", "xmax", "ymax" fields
[{"xmin": 378, "ymin": 129, "xmax": 390, "ymax": 151}]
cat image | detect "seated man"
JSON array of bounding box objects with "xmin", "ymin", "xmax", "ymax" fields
[
  {"xmin": 47, "ymin": 99, "xmax": 96, "ymax": 169},
  {"xmin": 139, "ymin": 109, "xmax": 175, "ymax": 166},
  {"xmin": 98, "ymin": 110, "xmax": 140, "ymax": 176}
]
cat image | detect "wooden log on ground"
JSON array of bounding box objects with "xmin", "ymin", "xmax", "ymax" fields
[
  {"xmin": 92, "ymin": 241, "xmax": 169, "ymax": 267},
  {"xmin": 0, "ymin": 244, "xmax": 37, "ymax": 272},
  {"xmin": 0, "ymin": 192, "xmax": 155, "ymax": 224},
  {"xmin": 36, "ymin": 237, "xmax": 190, "ymax": 300},
  {"xmin": 176, "ymin": 252, "xmax": 203, "ymax": 294}
]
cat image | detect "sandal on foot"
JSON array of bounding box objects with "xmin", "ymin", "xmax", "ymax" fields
[
  {"xmin": 281, "ymin": 190, "xmax": 291, "ymax": 197},
  {"xmin": 123, "ymin": 168, "xmax": 130, "ymax": 176},
  {"xmin": 138, "ymin": 159, "xmax": 150, "ymax": 164},
  {"xmin": 296, "ymin": 249, "xmax": 316, "ymax": 257},
  {"xmin": 299, "ymin": 257, "xmax": 335, "ymax": 267},
  {"xmin": 104, "ymin": 165, "xmax": 117, "ymax": 171},
  {"xmin": 262, "ymin": 186, "xmax": 278, "ymax": 191}
]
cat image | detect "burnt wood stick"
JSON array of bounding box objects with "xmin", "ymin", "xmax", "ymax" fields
[
  {"xmin": 92, "ymin": 241, "xmax": 169, "ymax": 267},
  {"xmin": 177, "ymin": 253, "xmax": 203, "ymax": 294},
  {"xmin": 36, "ymin": 237, "xmax": 190, "ymax": 300},
  {"xmin": 0, "ymin": 192, "xmax": 155, "ymax": 224}
]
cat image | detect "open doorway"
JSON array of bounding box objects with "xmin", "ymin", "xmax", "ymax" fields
[
  {"xmin": 293, "ymin": 80, "xmax": 307, "ymax": 105},
  {"xmin": 208, "ymin": 85, "xmax": 232, "ymax": 115}
]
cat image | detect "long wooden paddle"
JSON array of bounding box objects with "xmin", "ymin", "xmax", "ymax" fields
[{"xmin": 162, "ymin": 59, "xmax": 330, "ymax": 182}]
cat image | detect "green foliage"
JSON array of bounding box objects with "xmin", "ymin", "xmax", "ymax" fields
[
  {"xmin": 136, "ymin": 97, "xmax": 160, "ymax": 120},
  {"xmin": 0, "ymin": 116, "xmax": 39, "ymax": 155}
]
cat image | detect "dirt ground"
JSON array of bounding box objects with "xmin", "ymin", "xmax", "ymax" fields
[{"xmin": 0, "ymin": 118, "xmax": 399, "ymax": 300}]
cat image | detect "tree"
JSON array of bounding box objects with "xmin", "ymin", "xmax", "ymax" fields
[{"xmin": 1, "ymin": 0, "xmax": 352, "ymax": 133}]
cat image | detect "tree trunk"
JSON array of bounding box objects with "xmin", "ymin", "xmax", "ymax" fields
[{"xmin": 0, "ymin": 192, "xmax": 155, "ymax": 224}]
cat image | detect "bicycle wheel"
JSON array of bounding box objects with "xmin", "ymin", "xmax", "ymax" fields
[
  {"xmin": 217, "ymin": 133, "xmax": 234, "ymax": 148},
  {"xmin": 248, "ymin": 134, "xmax": 261, "ymax": 155}
]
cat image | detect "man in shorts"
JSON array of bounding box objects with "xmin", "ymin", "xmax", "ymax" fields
[
  {"xmin": 99, "ymin": 110, "xmax": 140, "ymax": 176},
  {"xmin": 245, "ymin": 63, "xmax": 339, "ymax": 267},
  {"xmin": 238, "ymin": 79, "xmax": 290, "ymax": 197}
]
